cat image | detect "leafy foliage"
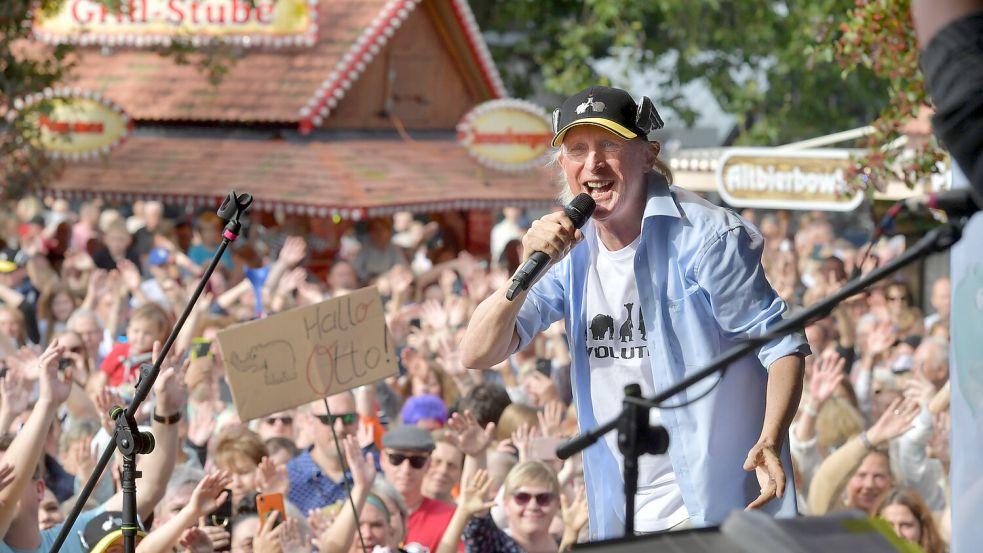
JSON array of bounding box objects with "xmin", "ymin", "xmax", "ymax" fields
[
  {"xmin": 471, "ymin": 0, "xmax": 889, "ymax": 146},
  {"xmin": 829, "ymin": 0, "xmax": 946, "ymax": 192}
]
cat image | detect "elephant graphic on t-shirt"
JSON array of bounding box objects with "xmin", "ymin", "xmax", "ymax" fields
[{"xmin": 589, "ymin": 314, "xmax": 615, "ymax": 340}]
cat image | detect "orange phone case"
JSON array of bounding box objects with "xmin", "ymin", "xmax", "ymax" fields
[{"xmin": 256, "ymin": 493, "xmax": 286, "ymax": 527}]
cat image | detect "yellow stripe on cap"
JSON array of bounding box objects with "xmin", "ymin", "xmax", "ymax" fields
[{"xmin": 551, "ymin": 118, "xmax": 638, "ymax": 147}]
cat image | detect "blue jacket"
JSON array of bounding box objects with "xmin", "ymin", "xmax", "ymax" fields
[{"xmin": 515, "ymin": 179, "xmax": 809, "ymax": 539}]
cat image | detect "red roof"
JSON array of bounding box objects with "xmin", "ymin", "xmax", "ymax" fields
[
  {"xmin": 54, "ymin": 0, "xmax": 504, "ymax": 126},
  {"xmin": 45, "ymin": 134, "xmax": 558, "ymax": 218}
]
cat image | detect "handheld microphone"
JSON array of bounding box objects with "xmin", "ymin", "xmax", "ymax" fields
[
  {"xmin": 506, "ymin": 193, "xmax": 596, "ymax": 301},
  {"xmin": 903, "ymin": 187, "xmax": 980, "ymax": 217}
]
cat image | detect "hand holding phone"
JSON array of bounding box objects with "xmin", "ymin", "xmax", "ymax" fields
[
  {"xmin": 207, "ymin": 488, "xmax": 233, "ymax": 529},
  {"xmin": 256, "ymin": 492, "xmax": 286, "ymax": 529}
]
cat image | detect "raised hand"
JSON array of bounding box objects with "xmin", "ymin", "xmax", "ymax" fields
[
  {"xmin": 196, "ymin": 525, "xmax": 230, "ymax": 552},
  {"xmin": 116, "ymin": 259, "xmax": 143, "ymax": 292},
  {"xmin": 0, "ymin": 368, "xmax": 31, "ymax": 419},
  {"xmin": 457, "ymin": 469, "xmax": 497, "ymax": 518},
  {"xmin": 560, "ymin": 486, "xmax": 589, "ymax": 540},
  {"xmin": 178, "ymin": 527, "xmax": 214, "ymax": 553},
  {"xmin": 278, "ymin": 236, "xmax": 308, "ymax": 267},
  {"xmin": 865, "ymin": 322, "xmax": 897, "ymax": 358},
  {"xmin": 94, "ymin": 388, "xmax": 125, "ymax": 435},
  {"xmin": 867, "ymin": 397, "xmax": 921, "ymax": 446},
  {"xmin": 189, "ymin": 471, "xmax": 232, "ymax": 517},
  {"xmin": 419, "ymin": 299, "xmax": 449, "ymax": 330},
  {"xmin": 306, "ymin": 506, "xmax": 338, "ymax": 549},
  {"xmin": 903, "ymin": 377, "xmax": 936, "ymax": 410},
  {"xmin": 37, "ymin": 338, "xmax": 71, "ymax": 405},
  {"xmin": 277, "ymin": 267, "xmax": 307, "ymax": 294},
  {"xmin": 342, "ymin": 435, "xmax": 376, "ymax": 488},
  {"xmin": 447, "ymin": 410, "xmax": 496, "ymax": 457},
  {"xmin": 512, "ymin": 423, "xmax": 539, "ymax": 462},
  {"xmin": 69, "ymin": 436, "xmax": 97, "ymax": 478},
  {"xmin": 153, "ymin": 343, "xmax": 189, "ymax": 417},
  {"xmin": 255, "ymin": 456, "xmax": 290, "ymax": 496},
  {"xmin": 0, "ymin": 462, "xmax": 15, "ymax": 494},
  {"xmin": 538, "ymin": 400, "xmax": 565, "ymax": 437},
  {"xmin": 252, "ymin": 510, "xmax": 287, "ymax": 553},
  {"xmin": 808, "ymin": 351, "xmax": 846, "ymax": 406}
]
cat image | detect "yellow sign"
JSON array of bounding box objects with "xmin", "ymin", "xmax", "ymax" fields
[
  {"xmin": 457, "ymin": 99, "xmax": 553, "ymax": 172},
  {"xmin": 716, "ymin": 148, "xmax": 864, "ymax": 212},
  {"xmin": 15, "ymin": 89, "xmax": 132, "ymax": 160},
  {"xmin": 34, "ymin": 0, "xmax": 315, "ymax": 45}
]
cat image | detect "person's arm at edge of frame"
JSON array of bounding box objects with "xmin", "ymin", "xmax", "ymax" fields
[
  {"xmin": 912, "ymin": 0, "xmax": 983, "ymax": 47},
  {"xmin": 0, "ymin": 339, "xmax": 70, "ymax": 540}
]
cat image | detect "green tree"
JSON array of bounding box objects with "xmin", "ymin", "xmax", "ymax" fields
[{"xmin": 471, "ymin": 0, "xmax": 889, "ymax": 145}]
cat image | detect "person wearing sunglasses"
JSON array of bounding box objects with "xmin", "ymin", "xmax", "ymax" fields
[
  {"xmin": 255, "ymin": 410, "xmax": 296, "ymax": 442},
  {"xmin": 439, "ymin": 461, "xmax": 587, "ymax": 553},
  {"xmin": 286, "ymin": 391, "xmax": 376, "ymax": 515},
  {"xmin": 380, "ymin": 425, "xmax": 458, "ymax": 553}
]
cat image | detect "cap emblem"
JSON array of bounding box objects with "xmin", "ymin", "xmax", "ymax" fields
[{"xmin": 575, "ymin": 96, "xmax": 605, "ymax": 114}]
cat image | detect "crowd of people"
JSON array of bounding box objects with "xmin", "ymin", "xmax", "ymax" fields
[{"xmin": 0, "ymin": 187, "xmax": 952, "ymax": 553}]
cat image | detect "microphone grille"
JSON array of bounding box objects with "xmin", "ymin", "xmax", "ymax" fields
[{"xmin": 566, "ymin": 193, "xmax": 596, "ymax": 228}]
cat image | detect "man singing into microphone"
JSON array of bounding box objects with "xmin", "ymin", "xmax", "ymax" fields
[{"xmin": 460, "ymin": 86, "xmax": 809, "ymax": 539}]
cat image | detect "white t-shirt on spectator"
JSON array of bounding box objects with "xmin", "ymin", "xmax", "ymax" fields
[{"xmin": 585, "ymin": 232, "xmax": 688, "ymax": 532}]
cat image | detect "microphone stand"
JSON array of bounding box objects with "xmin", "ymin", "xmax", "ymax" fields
[
  {"xmin": 557, "ymin": 218, "xmax": 965, "ymax": 537},
  {"xmin": 52, "ymin": 191, "xmax": 254, "ymax": 553}
]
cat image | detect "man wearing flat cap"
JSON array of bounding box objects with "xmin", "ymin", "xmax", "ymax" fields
[
  {"xmin": 381, "ymin": 425, "xmax": 455, "ymax": 553},
  {"xmin": 462, "ymin": 85, "xmax": 809, "ymax": 538}
]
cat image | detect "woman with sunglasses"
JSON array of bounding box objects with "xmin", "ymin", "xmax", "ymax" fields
[{"xmin": 438, "ymin": 462, "xmax": 587, "ymax": 553}]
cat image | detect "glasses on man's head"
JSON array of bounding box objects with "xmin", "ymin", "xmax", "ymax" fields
[
  {"xmin": 315, "ymin": 412, "xmax": 358, "ymax": 426},
  {"xmin": 263, "ymin": 416, "xmax": 293, "ymax": 426},
  {"xmin": 512, "ymin": 491, "xmax": 555, "ymax": 507},
  {"xmin": 387, "ymin": 452, "xmax": 429, "ymax": 469}
]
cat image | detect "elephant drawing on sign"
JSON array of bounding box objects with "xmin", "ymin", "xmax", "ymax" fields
[
  {"xmin": 589, "ymin": 314, "xmax": 615, "ymax": 340},
  {"xmin": 229, "ymin": 340, "xmax": 297, "ymax": 386}
]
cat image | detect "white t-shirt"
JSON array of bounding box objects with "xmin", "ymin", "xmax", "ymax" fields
[{"xmin": 585, "ymin": 231, "xmax": 688, "ymax": 532}]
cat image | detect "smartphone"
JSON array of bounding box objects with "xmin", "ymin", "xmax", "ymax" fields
[
  {"xmin": 534, "ymin": 357, "xmax": 552, "ymax": 378},
  {"xmin": 529, "ymin": 436, "xmax": 563, "ymax": 462},
  {"xmin": 191, "ymin": 338, "xmax": 212, "ymax": 360},
  {"xmin": 58, "ymin": 358, "xmax": 72, "ymax": 372},
  {"xmin": 256, "ymin": 492, "xmax": 286, "ymax": 529}
]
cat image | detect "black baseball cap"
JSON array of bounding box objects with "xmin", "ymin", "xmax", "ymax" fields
[{"xmin": 551, "ymin": 86, "xmax": 664, "ymax": 147}]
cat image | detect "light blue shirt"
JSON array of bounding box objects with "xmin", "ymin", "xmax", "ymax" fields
[{"xmin": 515, "ymin": 177, "xmax": 809, "ymax": 539}]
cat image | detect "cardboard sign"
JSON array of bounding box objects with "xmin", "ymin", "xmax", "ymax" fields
[{"xmin": 217, "ymin": 286, "xmax": 397, "ymax": 421}]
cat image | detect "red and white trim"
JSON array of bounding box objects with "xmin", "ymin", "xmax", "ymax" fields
[
  {"xmin": 448, "ymin": 0, "xmax": 506, "ymax": 99},
  {"xmin": 298, "ymin": 0, "xmax": 421, "ymax": 133},
  {"xmin": 298, "ymin": 0, "xmax": 507, "ymax": 133},
  {"xmin": 46, "ymin": 187, "xmax": 555, "ymax": 218}
]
